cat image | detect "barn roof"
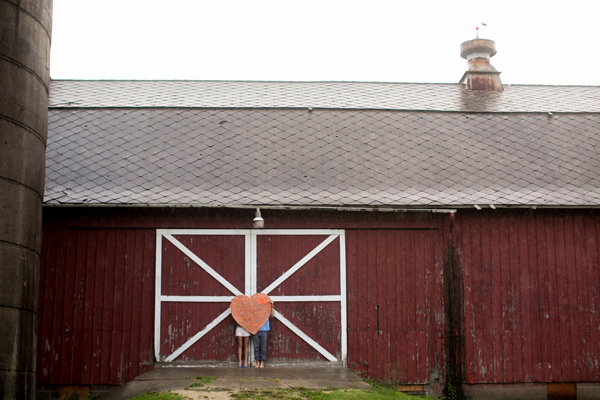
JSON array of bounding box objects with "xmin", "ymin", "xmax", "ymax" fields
[
  {"xmin": 46, "ymin": 80, "xmax": 600, "ymax": 208},
  {"xmin": 49, "ymin": 80, "xmax": 600, "ymax": 112}
]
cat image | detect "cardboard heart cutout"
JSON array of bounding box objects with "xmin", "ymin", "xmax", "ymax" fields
[{"xmin": 231, "ymin": 293, "xmax": 271, "ymax": 335}]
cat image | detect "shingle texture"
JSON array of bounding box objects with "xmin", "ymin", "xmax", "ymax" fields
[
  {"xmin": 45, "ymin": 80, "xmax": 600, "ymax": 207},
  {"xmin": 50, "ymin": 80, "xmax": 600, "ymax": 112}
]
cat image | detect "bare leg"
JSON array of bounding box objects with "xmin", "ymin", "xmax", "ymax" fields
[
  {"xmin": 236, "ymin": 336, "xmax": 242, "ymax": 366},
  {"xmin": 243, "ymin": 337, "xmax": 249, "ymax": 366}
]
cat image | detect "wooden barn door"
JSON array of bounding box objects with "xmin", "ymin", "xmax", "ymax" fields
[{"xmin": 154, "ymin": 229, "xmax": 346, "ymax": 364}]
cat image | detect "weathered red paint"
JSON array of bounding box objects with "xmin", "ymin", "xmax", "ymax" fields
[
  {"xmin": 41, "ymin": 206, "xmax": 600, "ymax": 388},
  {"xmin": 345, "ymin": 228, "xmax": 447, "ymax": 383},
  {"xmin": 38, "ymin": 217, "xmax": 155, "ymax": 385},
  {"xmin": 40, "ymin": 208, "xmax": 449, "ymax": 385},
  {"xmin": 454, "ymin": 209, "xmax": 600, "ymax": 383}
]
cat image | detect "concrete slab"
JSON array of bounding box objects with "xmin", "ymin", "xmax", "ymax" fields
[{"xmin": 98, "ymin": 366, "xmax": 371, "ymax": 399}]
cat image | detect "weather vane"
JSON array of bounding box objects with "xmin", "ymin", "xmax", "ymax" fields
[{"xmin": 475, "ymin": 22, "xmax": 487, "ymax": 39}]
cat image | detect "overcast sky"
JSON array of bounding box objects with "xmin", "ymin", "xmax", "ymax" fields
[{"xmin": 50, "ymin": 0, "xmax": 600, "ymax": 85}]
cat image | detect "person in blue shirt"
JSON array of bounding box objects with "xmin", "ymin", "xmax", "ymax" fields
[{"xmin": 254, "ymin": 299, "xmax": 274, "ymax": 368}]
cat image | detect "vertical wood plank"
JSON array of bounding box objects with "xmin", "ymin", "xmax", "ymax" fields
[
  {"xmin": 346, "ymin": 230, "xmax": 358, "ymax": 366},
  {"xmin": 489, "ymin": 212, "xmax": 504, "ymax": 383},
  {"xmin": 65, "ymin": 229, "xmax": 81, "ymax": 383},
  {"xmin": 472, "ymin": 215, "xmax": 485, "ymax": 382},
  {"xmin": 100, "ymin": 230, "xmax": 116, "ymax": 383},
  {"xmin": 424, "ymin": 230, "xmax": 438, "ymax": 383},
  {"xmin": 91, "ymin": 229, "xmax": 107, "ymax": 383},
  {"xmin": 545, "ymin": 214, "xmax": 562, "ymax": 380},
  {"xmin": 535, "ymin": 213, "xmax": 551, "ymax": 381},
  {"xmin": 80, "ymin": 229, "xmax": 97, "ymax": 384},
  {"xmin": 406, "ymin": 229, "xmax": 416, "ymax": 382},
  {"xmin": 584, "ymin": 213, "xmax": 600, "ymax": 380},
  {"xmin": 110, "ymin": 230, "xmax": 126, "ymax": 384},
  {"xmin": 526, "ymin": 213, "xmax": 543, "ymax": 382},
  {"xmin": 61, "ymin": 228, "xmax": 78, "ymax": 383},
  {"xmin": 590, "ymin": 214, "xmax": 600, "ymax": 380},
  {"xmin": 564, "ymin": 213, "xmax": 581, "ymax": 380},
  {"xmin": 415, "ymin": 230, "xmax": 427, "ymax": 383},
  {"xmin": 397, "ymin": 230, "xmax": 409, "ymax": 382},
  {"xmin": 70, "ymin": 229, "xmax": 88, "ymax": 384},
  {"xmin": 375, "ymin": 230, "xmax": 386, "ymax": 380},
  {"xmin": 573, "ymin": 213, "xmax": 590, "ymax": 381},
  {"xmin": 435, "ymin": 228, "xmax": 445, "ymax": 384},
  {"xmin": 517, "ymin": 214, "xmax": 533, "ymax": 382},
  {"xmin": 357, "ymin": 231, "xmax": 368, "ymax": 333},
  {"xmin": 129, "ymin": 230, "xmax": 145, "ymax": 378},
  {"xmin": 554, "ymin": 214, "xmax": 571, "ymax": 380},
  {"xmin": 479, "ymin": 213, "xmax": 493, "ymax": 383},
  {"xmin": 508, "ymin": 214, "xmax": 524, "ymax": 382},
  {"xmin": 366, "ymin": 230, "xmax": 377, "ymax": 377},
  {"xmin": 49, "ymin": 216, "xmax": 68, "ymax": 384},
  {"xmin": 499, "ymin": 213, "xmax": 514, "ymax": 383},
  {"xmin": 461, "ymin": 214, "xmax": 475, "ymax": 383},
  {"xmin": 385, "ymin": 231, "xmax": 396, "ymax": 342},
  {"xmin": 140, "ymin": 229, "xmax": 156, "ymax": 375},
  {"xmin": 120, "ymin": 229, "xmax": 136, "ymax": 382}
]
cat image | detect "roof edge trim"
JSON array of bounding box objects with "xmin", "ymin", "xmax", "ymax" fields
[{"xmin": 42, "ymin": 203, "xmax": 600, "ymax": 211}]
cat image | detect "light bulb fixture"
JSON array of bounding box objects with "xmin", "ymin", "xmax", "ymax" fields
[{"xmin": 252, "ymin": 208, "xmax": 264, "ymax": 229}]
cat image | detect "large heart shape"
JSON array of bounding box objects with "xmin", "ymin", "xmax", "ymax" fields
[{"xmin": 230, "ymin": 293, "xmax": 272, "ymax": 335}]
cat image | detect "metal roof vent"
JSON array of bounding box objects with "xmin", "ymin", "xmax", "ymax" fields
[{"xmin": 459, "ymin": 38, "xmax": 503, "ymax": 91}]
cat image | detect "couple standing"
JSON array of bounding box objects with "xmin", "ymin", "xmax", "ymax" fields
[{"xmin": 236, "ymin": 299, "xmax": 274, "ymax": 368}]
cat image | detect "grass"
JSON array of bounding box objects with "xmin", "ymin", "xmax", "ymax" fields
[
  {"xmin": 123, "ymin": 392, "xmax": 184, "ymax": 400},
  {"xmin": 185, "ymin": 375, "xmax": 217, "ymax": 389}
]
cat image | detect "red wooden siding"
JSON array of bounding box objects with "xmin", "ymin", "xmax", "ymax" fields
[
  {"xmin": 38, "ymin": 219, "xmax": 155, "ymax": 385},
  {"xmin": 345, "ymin": 229, "xmax": 446, "ymax": 383},
  {"xmin": 39, "ymin": 206, "xmax": 600, "ymax": 387},
  {"xmin": 40, "ymin": 208, "xmax": 449, "ymax": 386},
  {"xmin": 454, "ymin": 209, "xmax": 600, "ymax": 384}
]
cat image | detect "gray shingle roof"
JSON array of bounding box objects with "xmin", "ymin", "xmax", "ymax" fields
[
  {"xmin": 49, "ymin": 80, "xmax": 600, "ymax": 113},
  {"xmin": 45, "ymin": 81, "xmax": 600, "ymax": 207}
]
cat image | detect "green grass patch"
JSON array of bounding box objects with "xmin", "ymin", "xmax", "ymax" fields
[
  {"xmin": 185, "ymin": 375, "xmax": 217, "ymax": 389},
  {"xmin": 240, "ymin": 377, "xmax": 281, "ymax": 383},
  {"xmin": 123, "ymin": 391, "xmax": 184, "ymax": 400},
  {"xmin": 193, "ymin": 375, "xmax": 217, "ymax": 384}
]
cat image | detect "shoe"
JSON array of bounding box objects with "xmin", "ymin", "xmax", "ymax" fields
[
  {"xmin": 243, "ymin": 364, "xmax": 248, "ymax": 368},
  {"xmin": 237, "ymin": 364, "xmax": 242, "ymax": 368}
]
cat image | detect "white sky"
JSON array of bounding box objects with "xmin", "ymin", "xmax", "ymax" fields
[{"xmin": 51, "ymin": 0, "xmax": 600, "ymax": 85}]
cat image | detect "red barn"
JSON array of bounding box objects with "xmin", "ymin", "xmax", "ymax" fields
[{"xmin": 39, "ymin": 40, "xmax": 600, "ymax": 399}]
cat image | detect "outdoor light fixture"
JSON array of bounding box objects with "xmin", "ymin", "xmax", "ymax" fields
[{"xmin": 252, "ymin": 208, "xmax": 264, "ymax": 229}]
